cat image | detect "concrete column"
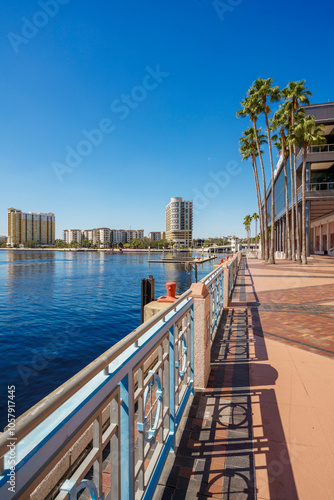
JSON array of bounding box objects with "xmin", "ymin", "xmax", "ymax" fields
[
  {"xmin": 223, "ymin": 264, "xmax": 230, "ymax": 308},
  {"xmin": 277, "ymin": 221, "xmax": 280, "ymax": 252},
  {"xmin": 190, "ymin": 282, "xmax": 211, "ymax": 390},
  {"xmin": 306, "ymin": 201, "xmax": 310, "ymax": 257},
  {"xmin": 313, "ymin": 226, "xmax": 315, "ymax": 253},
  {"xmin": 280, "ymin": 219, "xmax": 284, "ymax": 252},
  {"xmin": 327, "ymin": 221, "xmax": 330, "ymax": 252},
  {"xmin": 320, "ymin": 224, "xmax": 322, "ymax": 252}
]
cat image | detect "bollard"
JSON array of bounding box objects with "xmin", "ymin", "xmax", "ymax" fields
[
  {"xmin": 157, "ymin": 282, "xmax": 178, "ymax": 303},
  {"xmin": 141, "ymin": 276, "xmax": 155, "ymax": 323}
]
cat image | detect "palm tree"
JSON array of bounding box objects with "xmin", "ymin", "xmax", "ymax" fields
[
  {"xmin": 239, "ymin": 127, "xmax": 267, "ymax": 260},
  {"xmin": 248, "ymin": 78, "xmax": 281, "ymax": 264},
  {"xmin": 271, "ymin": 105, "xmax": 292, "ymax": 259},
  {"xmin": 283, "ymin": 100, "xmax": 296, "ymax": 260},
  {"xmin": 291, "ymin": 115, "xmax": 326, "ymax": 264},
  {"xmin": 237, "ymin": 97, "xmax": 270, "ymax": 262},
  {"xmin": 243, "ymin": 215, "xmax": 252, "ymax": 250},
  {"xmin": 281, "ymin": 81, "xmax": 312, "ymax": 262},
  {"xmin": 252, "ymin": 212, "xmax": 259, "ymax": 251}
]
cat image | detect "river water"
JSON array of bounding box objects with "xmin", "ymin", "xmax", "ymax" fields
[{"xmin": 0, "ymin": 250, "xmax": 218, "ymax": 429}]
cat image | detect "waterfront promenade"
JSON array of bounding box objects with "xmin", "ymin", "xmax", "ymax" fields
[{"xmin": 154, "ymin": 255, "xmax": 334, "ymax": 499}]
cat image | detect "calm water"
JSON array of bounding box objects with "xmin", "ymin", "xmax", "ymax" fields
[{"xmin": 0, "ymin": 250, "xmax": 216, "ymax": 429}]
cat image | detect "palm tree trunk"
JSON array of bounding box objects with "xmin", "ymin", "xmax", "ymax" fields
[
  {"xmin": 282, "ymin": 133, "xmax": 291, "ymax": 259},
  {"xmin": 252, "ymin": 116, "xmax": 269, "ymax": 262},
  {"xmin": 291, "ymin": 104, "xmax": 301, "ymax": 262},
  {"xmin": 289, "ymin": 147, "xmax": 295, "ymax": 260},
  {"xmin": 301, "ymin": 143, "xmax": 308, "ymax": 264},
  {"xmin": 252, "ymin": 155, "xmax": 265, "ymax": 260},
  {"xmin": 294, "ymin": 145, "xmax": 301, "ymax": 262},
  {"xmin": 264, "ymin": 111, "xmax": 276, "ymax": 264}
]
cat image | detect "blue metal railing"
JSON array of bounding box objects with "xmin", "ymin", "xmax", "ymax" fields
[
  {"xmin": 0, "ymin": 255, "xmax": 241, "ymax": 500},
  {"xmin": 201, "ymin": 265, "xmax": 224, "ymax": 341},
  {"xmin": 228, "ymin": 254, "xmax": 239, "ymax": 299},
  {"xmin": 0, "ymin": 293, "xmax": 194, "ymax": 500}
]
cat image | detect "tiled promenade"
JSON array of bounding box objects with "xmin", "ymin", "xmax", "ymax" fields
[{"xmin": 154, "ymin": 255, "xmax": 334, "ymax": 499}]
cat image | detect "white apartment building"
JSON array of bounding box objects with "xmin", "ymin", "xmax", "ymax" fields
[
  {"xmin": 63, "ymin": 227, "xmax": 145, "ymax": 245},
  {"xmin": 166, "ymin": 197, "xmax": 193, "ymax": 247},
  {"xmin": 125, "ymin": 230, "xmax": 138, "ymax": 243},
  {"xmin": 148, "ymin": 232, "xmax": 162, "ymax": 241},
  {"xmin": 63, "ymin": 229, "xmax": 82, "ymax": 244},
  {"xmin": 82, "ymin": 229, "xmax": 99, "ymax": 245},
  {"xmin": 110, "ymin": 230, "xmax": 126, "ymax": 244},
  {"xmin": 97, "ymin": 228, "xmax": 111, "ymax": 244}
]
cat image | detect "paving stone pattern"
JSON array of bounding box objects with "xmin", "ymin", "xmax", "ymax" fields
[{"xmin": 153, "ymin": 264, "xmax": 255, "ymax": 499}]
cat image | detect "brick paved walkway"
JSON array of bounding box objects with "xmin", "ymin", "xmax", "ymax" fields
[{"xmin": 153, "ymin": 255, "xmax": 334, "ymax": 500}]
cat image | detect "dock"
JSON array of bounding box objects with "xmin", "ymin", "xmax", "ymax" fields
[{"xmin": 148, "ymin": 255, "xmax": 217, "ymax": 264}]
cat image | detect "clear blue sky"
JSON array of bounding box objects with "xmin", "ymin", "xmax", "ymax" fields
[{"xmin": 1, "ymin": 0, "xmax": 333, "ymax": 239}]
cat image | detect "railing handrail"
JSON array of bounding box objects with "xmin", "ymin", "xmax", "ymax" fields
[
  {"xmin": 0, "ymin": 289, "xmax": 192, "ymax": 457},
  {"xmin": 297, "ymin": 181, "xmax": 334, "ymax": 195},
  {"xmin": 296, "ymin": 143, "xmax": 334, "ymax": 160},
  {"xmin": 199, "ymin": 253, "xmax": 239, "ymax": 287},
  {"xmin": 308, "ymin": 143, "xmax": 334, "ymax": 152},
  {"xmin": 200, "ymin": 265, "xmax": 223, "ymax": 285}
]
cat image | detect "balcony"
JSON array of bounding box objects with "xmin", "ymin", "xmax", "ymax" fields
[{"xmin": 296, "ymin": 143, "xmax": 334, "ymax": 166}]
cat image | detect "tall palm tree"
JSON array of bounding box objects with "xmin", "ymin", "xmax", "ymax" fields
[
  {"xmin": 282, "ymin": 81, "xmax": 312, "ymax": 262},
  {"xmin": 284, "ymin": 100, "xmax": 296, "ymax": 260},
  {"xmin": 252, "ymin": 212, "xmax": 259, "ymax": 251},
  {"xmin": 248, "ymin": 78, "xmax": 281, "ymax": 264},
  {"xmin": 291, "ymin": 115, "xmax": 326, "ymax": 264},
  {"xmin": 237, "ymin": 96, "xmax": 270, "ymax": 262},
  {"xmin": 271, "ymin": 105, "xmax": 291, "ymax": 259},
  {"xmin": 243, "ymin": 215, "xmax": 252, "ymax": 250},
  {"xmin": 239, "ymin": 127, "xmax": 267, "ymax": 260}
]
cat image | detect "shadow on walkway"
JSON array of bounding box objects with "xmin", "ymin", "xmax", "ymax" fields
[{"xmin": 153, "ymin": 259, "xmax": 298, "ymax": 500}]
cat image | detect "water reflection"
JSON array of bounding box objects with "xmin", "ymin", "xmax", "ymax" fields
[
  {"xmin": 5, "ymin": 251, "xmax": 56, "ymax": 300},
  {"xmin": 0, "ymin": 250, "xmax": 218, "ymax": 430}
]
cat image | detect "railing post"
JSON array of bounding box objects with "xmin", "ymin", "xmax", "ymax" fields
[
  {"xmin": 223, "ymin": 263, "xmax": 230, "ymax": 308},
  {"xmin": 189, "ymin": 283, "xmax": 211, "ymax": 389},
  {"xmin": 169, "ymin": 325, "xmax": 176, "ymax": 451},
  {"xmin": 119, "ymin": 374, "xmax": 133, "ymax": 500}
]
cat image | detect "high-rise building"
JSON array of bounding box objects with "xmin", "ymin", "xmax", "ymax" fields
[
  {"xmin": 266, "ymin": 102, "xmax": 334, "ymax": 257},
  {"xmin": 148, "ymin": 232, "xmax": 162, "ymax": 241},
  {"xmin": 125, "ymin": 230, "xmax": 138, "ymax": 243},
  {"xmin": 63, "ymin": 230, "xmax": 82, "ymax": 244},
  {"xmin": 7, "ymin": 208, "xmax": 55, "ymax": 247},
  {"xmin": 110, "ymin": 229, "xmax": 126, "ymax": 244},
  {"xmin": 165, "ymin": 197, "xmax": 193, "ymax": 247},
  {"xmin": 97, "ymin": 228, "xmax": 111, "ymax": 245},
  {"xmin": 82, "ymin": 229, "xmax": 99, "ymax": 245}
]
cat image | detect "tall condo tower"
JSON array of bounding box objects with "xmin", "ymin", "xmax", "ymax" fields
[
  {"xmin": 165, "ymin": 197, "xmax": 193, "ymax": 247},
  {"xmin": 7, "ymin": 208, "xmax": 55, "ymax": 246}
]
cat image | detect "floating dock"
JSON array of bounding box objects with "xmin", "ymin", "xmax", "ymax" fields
[{"xmin": 148, "ymin": 256, "xmax": 217, "ymax": 264}]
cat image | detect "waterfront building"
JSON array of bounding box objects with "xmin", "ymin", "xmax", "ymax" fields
[
  {"xmin": 62, "ymin": 228, "xmax": 145, "ymax": 246},
  {"xmin": 7, "ymin": 208, "xmax": 55, "ymax": 246},
  {"xmin": 97, "ymin": 228, "xmax": 111, "ymax": 245},
  {"xmin": 110, "ymin": 229, "xmax": 126, "ymax": 245},
  {"xmin": 148, "ymin": 231, "xmax": 162, "ymax": 241},
  {"xmin": 125, "ymin": 230, "xmax": 138, "ymax": 243},
  {"xmin": 63, "ymin": 229, "xmax": 82, "ymax": 245},
  {"xmin": 267, "ymin": 102, "xmax": 334, "ymax": 257},
  {"xmin": 166, "ymin": 197, "xmax": 193, "ymax": 247},
  {"xmin": 82, "ymin": 229, "xmax": 98, "ymax": 245}
]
